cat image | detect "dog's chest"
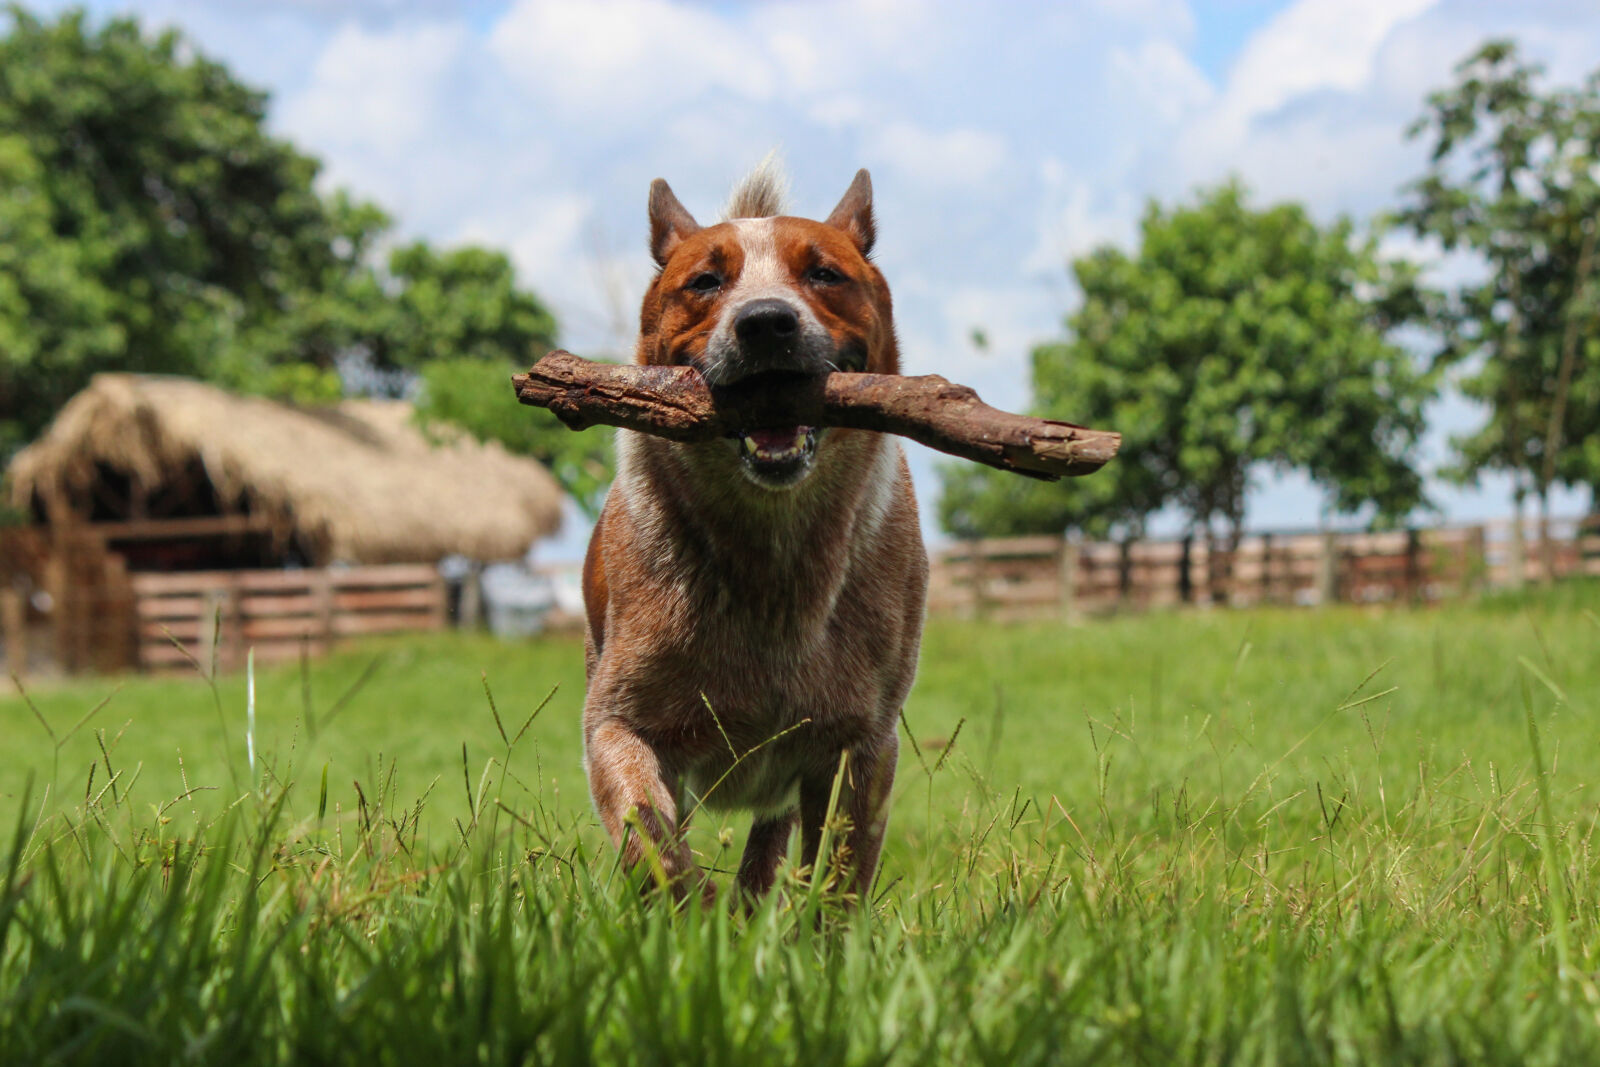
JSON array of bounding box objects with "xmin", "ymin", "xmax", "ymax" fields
[{"xmin": 628, "ymin": 559, "xmax": 894, "ymax": 790}]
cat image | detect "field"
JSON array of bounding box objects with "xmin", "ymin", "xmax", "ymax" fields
[{"xmin": 3, "ymin": 584, "xmax": 1600, "ymax": 1064}]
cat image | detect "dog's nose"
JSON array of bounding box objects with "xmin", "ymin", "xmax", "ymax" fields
[{"xmin": 733, "ymin": 299, "xmax": 799, "ymax": 348}]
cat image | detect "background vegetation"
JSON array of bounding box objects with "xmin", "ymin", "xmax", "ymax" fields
[
  {"xmin": 0, "ymin": 5, "xmax": 609, "ymax": 510},
  {"xmin": 941, "ymin": 40, "xmax": 1600, "ymax": 541},
  {"xmin": 3, "ymin": 10, "xmax": 1596, "ymax": 535}
]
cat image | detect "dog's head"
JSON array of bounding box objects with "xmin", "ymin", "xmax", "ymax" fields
[{"xmin": 636, "ymin": 168, "xmax": 898, "ymax": 491}]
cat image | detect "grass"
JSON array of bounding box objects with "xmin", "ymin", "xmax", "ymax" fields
[{"xmin": 2, "ymin": 585, "xmax": 1600, "ymax": 1064}]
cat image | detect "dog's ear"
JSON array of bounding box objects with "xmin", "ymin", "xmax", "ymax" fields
[
  {"xmin": 825, "ymin": 169, "xmax": 875, "ymax": 256},
  {"xmin": 649, "ymin": 179, "xmax": 701, "ymax": 267}
]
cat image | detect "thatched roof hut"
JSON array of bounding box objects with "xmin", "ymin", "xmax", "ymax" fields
[{"xmin": 7, "ymin": 374, "xmax": 564, "ymax": 565}]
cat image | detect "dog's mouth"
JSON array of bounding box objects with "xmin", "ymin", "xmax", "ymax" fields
[{"xmin": 732, "ymin": 425, "xmax": 818, "ymax": 489}]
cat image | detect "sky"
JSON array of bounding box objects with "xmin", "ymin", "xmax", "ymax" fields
[{"xmin": 32, "ymin": 0, "xmax": 1600, "ymax": 557}]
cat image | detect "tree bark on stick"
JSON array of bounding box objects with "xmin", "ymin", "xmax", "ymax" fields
[{"xmin": 512, "ymin": 350, "xmax": 1121, "ymax": 481}]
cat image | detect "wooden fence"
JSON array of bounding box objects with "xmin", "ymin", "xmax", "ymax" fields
[
  {"xmin": 132, "ymin": 564, "xmax": 447, "ymax": 671},
  {"xmin": 928, "ymin": 517, "xmax": 1600, "ymax": 620},
  {"xmin": 2, "ymin": 525, "xmax": 135, "ymax": 675}
]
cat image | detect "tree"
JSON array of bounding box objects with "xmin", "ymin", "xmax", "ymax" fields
[
  {"xmin": 0, "ymin": 6, "xmax": 384, "ymax": 446},
  {"xmin": 391, "ymin": 244, "xmax": 613, "ymax": 517},
  {"xmin": 0, "ymin": 7, "xmax": 612, "ymax": 511},
  {"xmin": 939, "ymin": 182, "xmax": 1433, "ymax": 597},
  {"xmin": 1395, "ymin": 41, "xmax": 1600, "ymax": 576}
]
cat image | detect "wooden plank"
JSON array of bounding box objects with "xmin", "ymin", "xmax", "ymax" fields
[
  {"xmin": 334, "ymin": 588, "xmax": 445, "ymax": 612},
  {"xmin": 238, "ymin": 593, "xmax": 323, "ymax": 617},
  {"xmin": 939, "ymin": 535, "xmax": 1063, "ymax": 562},
  {"xmin": 332, "ymin": 610, "xmax": 442, "ymax": 636},
  {"xmin": 140, "ymin": 619, "xmax": 203, "ymax": 641},
  {"xmin": 137, "ymin": 595, "xmax": 205, "ymax": 620},
  {"xmin": 242, "ymin": 616, "xmax": 330, "ymax": 640},
  {"xmin": 234, "ymin": 570, "xmax": 318, "ymax": 594},
  {"xmin": 983, "ymin": 580, "xmax": 1070, "ymax": 606},
  {"xmin": 331, "ymin": 564, "xmax": 441, "ymax": 589},
  {"xmin": 96, "ymin": 514, "xmax": 274, "ymax": 542},
  {"xmin": 130, "ymin": 571, "xmax": 233, "ymax": 595}
]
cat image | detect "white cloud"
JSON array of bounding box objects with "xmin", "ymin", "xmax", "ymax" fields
[
  {"xmin": 1084, "ymin": 0, "xmax": 1196, "ymax": 41},
  {"xmin": 1222, "ymin": 0, "xmax": 1437, "ymax": 122},
  {"xmin": 874, "ymin": 122, "xmax": 1009, "ymax": 189},
  {"xmin": 1024, "ymin": 171, "xmax": 1142, "ymax": 277},
  {"xmin": 1110, "ymin": 38, "xmax": 1214, "ymax": 125},
  {"xmin": 1179, "ymin": 0, "xmax": 1440, "ymax": 183},
  {"xmin": 279, "ymin": 19, "xmax": 466, "ymax": 157},
  {"xmin": 487, "ymin": 0, "xmax": 775, "ymax": 120}
]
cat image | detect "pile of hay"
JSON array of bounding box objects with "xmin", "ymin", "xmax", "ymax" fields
[{"xmin": 7, "ymin": 374, "xmax": 564, "ymax": 564}]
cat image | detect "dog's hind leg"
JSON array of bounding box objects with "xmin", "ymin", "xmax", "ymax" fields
[
  {"xmin": 798, "ymin": 734, "xmax": 899, "ymax": 905},
  {"xmin": 735, "ymin": 810, "xmax": 797, "ymax": 901}
]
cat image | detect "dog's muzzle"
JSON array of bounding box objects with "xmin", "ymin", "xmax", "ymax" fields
[{"xmin": 710, "ymin": 298, "xmax": 831, "ymax": 490}]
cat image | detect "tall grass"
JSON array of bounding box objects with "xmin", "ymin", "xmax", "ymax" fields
[{"xmin": 2, "ymin": 587, "xmax": 1599, "ymax": 1064}]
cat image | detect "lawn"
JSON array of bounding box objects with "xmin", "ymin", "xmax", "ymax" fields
[{"xmin": 2, "ymin": 584, "xmax": 1599, "ymax": 1064}]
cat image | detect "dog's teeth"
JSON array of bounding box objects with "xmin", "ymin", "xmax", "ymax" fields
[{"xmin": 743, "ymin": 436, "xmax": 758, "ymax": 455}]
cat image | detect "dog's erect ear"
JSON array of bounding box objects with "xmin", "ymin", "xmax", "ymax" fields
[
  {"xmin": 825, "ymin": 169, "xmax": 875, "ymax": 256},
  {"xmin": 649, "ymin": 179, "xmax": 701, "ymax": 267}
]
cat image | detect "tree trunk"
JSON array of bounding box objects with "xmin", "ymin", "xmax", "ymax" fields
[
  {"xmin": 1178, "ymin": 532, "xmax": 1194, "ymax": 605},
  {"xmin": 1508, "ymin": 483, "xmax": 1527, "ymax": 591},
  {"xmin": 1539, "ymin": 489, "xmax": 1554, "ymax": 585},
  {"xmin": 1539, "ymin": 219, "xmax": 1597, "ymax": 552}
]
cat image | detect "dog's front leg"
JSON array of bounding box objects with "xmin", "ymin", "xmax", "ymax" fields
[
  {"xmin": 584, "ymin": 714, "xmax": 710, "ymax": 903},
  {"xmin": 799, "ymin": 732, "xmax": 898, "ymax": 905}
]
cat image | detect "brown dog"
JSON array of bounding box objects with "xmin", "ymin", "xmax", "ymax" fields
[{"xmin": 580, "ymin": 163, "xmax": 928, "ymax": 904}]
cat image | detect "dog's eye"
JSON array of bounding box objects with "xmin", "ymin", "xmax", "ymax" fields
[
  {"xmin": 686, "ymin": 272, "xmax": 722, "ymax": 294},
  {"xmin": 806, "ymin": 266, "xmax": 845, "ymax": 286}
]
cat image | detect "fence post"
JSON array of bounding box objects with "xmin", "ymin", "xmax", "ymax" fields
[
  {"xmin": 1316, "ymin": 531, "xmax": 1339, "ymax": 605},
  {"xmin": 1404, "ymin": 528, "xmax": 1422, "ymax": 603},
  {"xmin": 2, "ymin": 589, "xmax": 25, "ymax": 678},
  {"xmin": 44, "ymin": 550, "xmax": 69, "ymax": 672},
  {"xmin": 1466, "ymin": 525, "xmax": 1487, "ymax": 592},
  {"xmin": 1178, "ymin": 534, "xmax": 1194, "ymax": 604},
  {"xmin": 316, "ymin": 570, "xmax": 335, "ymax": 651},
  {"xmin": 968, "ymin": 539, "xmax": 988, "ymax": 620},
  {"xmin": 1260, "ymin": 533, "xmax": 1274, "ymax": 605},
  {"xmin": 1058, "ymin": 537, "xmax": 1079, "ymax": 622},
  {"xmin": 199, "ymin": 589, "xmax": 226, "ymax": 677},
  {"xmin": 1116, "ymin": 537, "xmax": 1133, "ymax": 608},
  {"xmin": 1506, "ymin": 516, "xmax": 1526, "ymax": 591}
]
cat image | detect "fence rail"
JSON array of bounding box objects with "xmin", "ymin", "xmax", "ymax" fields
[
  {"xmin": 132, "ymin": 564, "xmax": 447, "ymax": 670},
  {"xmin": 928, "ymin": 517, "xmax": 1600, "ymax": 620}
]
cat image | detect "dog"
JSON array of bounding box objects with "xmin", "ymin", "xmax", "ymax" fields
[{"xmin": 580, "ymin": 162, "xmax": 928, "ymax": 905}]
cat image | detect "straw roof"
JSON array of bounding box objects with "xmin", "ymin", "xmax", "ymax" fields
[{"xmin": 7, "ymin": 374, "xmax": 564, "ymax": 564}]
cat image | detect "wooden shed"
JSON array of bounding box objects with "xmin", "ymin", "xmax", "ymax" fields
[{"xmin": 3, "ymin": 374, "xmax": 564, "ymax": 672}]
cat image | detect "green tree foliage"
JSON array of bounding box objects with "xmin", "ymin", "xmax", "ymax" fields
[
  {"xmin": 0, "ymin": 6, "xmax": 383, "ymax": 446},
  {"xmin": 0, "ymin": 7, "xmax": 610, "ymax": 509},
  {"xmin": 1395, "ymin": 40, "xmax": 1600, "ymax": 513},
  {"xmin": 392, "ymin": 244, "xmax": 614, "ymax": 518},
  {"xmin": 939, "ymin": 182, "xmax": 1433, "ymax": 545},
  {"xmin": 416, "ymin": 359, "xmax": 613, "ymax": 519}
]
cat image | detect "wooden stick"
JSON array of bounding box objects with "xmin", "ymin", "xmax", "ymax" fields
[{"xmin": 512, "ymin": 350, "xmax": 1120, "ymax": 480}]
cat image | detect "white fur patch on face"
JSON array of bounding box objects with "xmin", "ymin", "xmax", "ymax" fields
[
  {"xmin": 729, "ymin": 218, "xmax": 787, "ymax": 299},
  {"xmin": 701, "ymin": 218, "xmax": 830, "ymax": 385}
]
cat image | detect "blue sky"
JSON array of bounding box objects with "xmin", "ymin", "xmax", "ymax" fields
[{"xmin": 35, "ymin": 0, "xmax": 1600, "ymax": 556}]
